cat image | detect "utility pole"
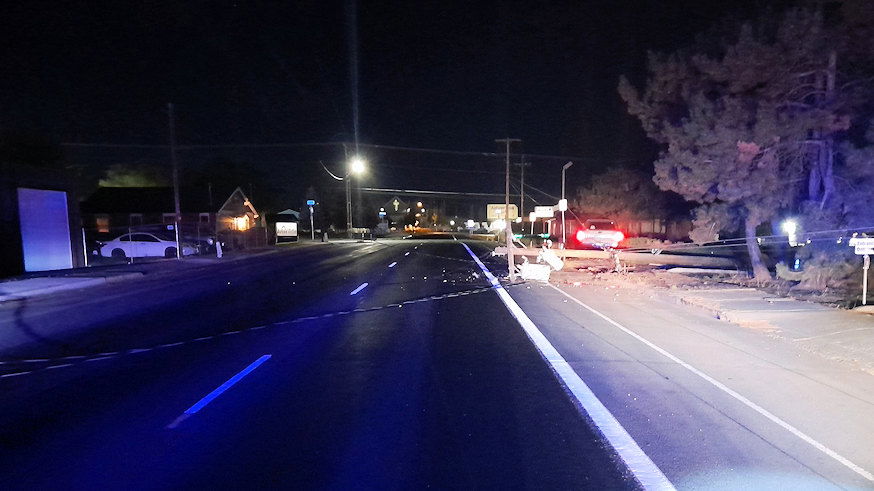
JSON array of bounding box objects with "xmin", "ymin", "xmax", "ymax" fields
[
  {"xmin": 168, "ymin": 103, "xmax": 182, "ymax": 259},
  {"xmin": 515, "ymin": 157, "xmax": 531, "ymax": 219},
  {"xmin": 496, "ymin": 138, "xmax": 521, "ymax": 281}
]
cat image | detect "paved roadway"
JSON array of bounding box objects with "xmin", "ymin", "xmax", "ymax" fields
[
  {"xmin": 508, "ymin": 279, "xmax": 874, "ymax": 490},
  {"xmin": 0, "ymin": 240, "xmax": 635, "ymax": 490}
]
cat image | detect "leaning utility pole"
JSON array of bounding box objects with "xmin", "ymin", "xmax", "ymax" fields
[
  {"xmin": 168, "ymin": 103, "xmax": 182, "ymax": 259},
  {"xmin": 496, "ymin": 138, "xmax": 521, "ymax": 281},
  {"xmin": 515, "ymin": 157, "xmax": 531, "ymax": 219}
]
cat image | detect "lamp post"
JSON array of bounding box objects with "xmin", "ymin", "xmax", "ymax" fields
[
  {"xmin": 346, "ymin": 156, "xmax": 366, "ymax": 238},
  {"xmin": 561, "ymin": 161, "xmax": 573, "ymax": 248}
]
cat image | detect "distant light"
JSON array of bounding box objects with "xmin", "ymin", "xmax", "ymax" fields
[
  {"xmin": 781, "ymin": 219, "xmax": 797, "ymax": 235},
  {"xmin": 349, "ymin": 156, "xmax": 366, "ymax": 174},
  {"xmin": 379, "ymin": 207, "xmax": 385, "ymax": 211},
  {"xmin": 466, "ymin": 219, "xmax": 475, "ymax": 228},
  {"xmin": 449, "ymin": 220, "xmax": 455, "ymax": 226},
  {"xmin": 416, "ymin": 202, "xmax": 423, "ymax": 208},
  {"xmin": 489, "ymin": 219, "xmax": 506, "ymax": 231},
  {"xmin": 515, "ymin": 217, "xmax": 522, "ymax": 223}
]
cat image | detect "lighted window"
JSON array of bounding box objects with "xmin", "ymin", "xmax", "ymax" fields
[
  {"xmin": 96, "ymin": 216, "xmax": 110, "ymax": 233},
  {"xmin": 233, "ymin": 216, "xmax": 250, "ymax": 231}
]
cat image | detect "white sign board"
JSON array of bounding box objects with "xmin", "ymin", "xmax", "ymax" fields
[
  {"xmin": 533, "ymin": 205, "xmax": 554, "ymax": 218},
  {"xmin": 557, "ymin": 199, "xmax": 568, "ymax": 212},
  {"xmin": 849, "ymin": 237, "xmax": 874, "ymax": 255},
  {"xmin": 849, "ymin": 237, "xmax": 874, "ymax": 247},
  {"xmin": 276, "ymin": 222, "xmax": 298, "ymax": 237},
  {"xmin": 487, "ymin": 204, "xmax": 518, "ymax": 221}
]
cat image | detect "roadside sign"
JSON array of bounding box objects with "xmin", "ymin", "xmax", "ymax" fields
[
  {"xmin": 306, "ymin": 199, "xmax": 316, "ymax": 206},
  {"xmin": 557, "ymin": 199, "xmax": 568, "ymax": 212},
  {"xmin": 849, "ymin": 237, "xmax": 874, "ymax": 255},
  {"xmin": 276, "ymin": 222, "xmax": 298, "ymax": 238},
  {"xmin": 849, "ymin": 237, "xmax": 874, "ymax": 247},
  {"xmin": 534, "ymin": 206, "xmax": 554, "ymax": 218},
  {"xmin": 486, "ymin": 203, "xmax": 518, "ymax": 221}
]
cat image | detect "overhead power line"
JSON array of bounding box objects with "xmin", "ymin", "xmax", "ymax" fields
[{"xmin": 59, "ymin": 140, "xmax": 637, "ymax": 164}]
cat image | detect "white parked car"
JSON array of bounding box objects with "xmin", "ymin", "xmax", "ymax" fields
[{"xmin": 99, "ymin": 233, "xmax": 196, "ymax": 258}]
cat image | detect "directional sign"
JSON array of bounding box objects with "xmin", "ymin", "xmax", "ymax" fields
[
  {"xmin": 306, "ymin": 199, "xmax": 316, "ymax": 206},
  {"xmin": 533, "ymin": 206, "xmax": 554, "ymax": 218}
]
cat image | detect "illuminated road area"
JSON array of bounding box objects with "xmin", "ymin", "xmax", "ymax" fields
[{"xmin": 0, "ymin": 241, "xmax": 634, "ymax": 489}]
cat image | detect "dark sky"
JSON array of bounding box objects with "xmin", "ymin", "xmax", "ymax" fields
[{"xmin": 0, "ymin": 0, "xmax": 772, "ymax": 194}]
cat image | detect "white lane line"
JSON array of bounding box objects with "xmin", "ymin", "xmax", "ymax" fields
[
  {"xmin": 549, "ymin": 283, "xmax": 874, "ymax": 484},
  {"xmin": 404, "ymin": 252, "xmax": 410, "ymax": 256},
  {"xmin": 350, "ymin": 283, "xmax": 369, "ymax": 295},
  {"xmin": 460, "ymin": 243, "xmax": 674, "ymax": 491},
  {"xmin": 388, "ymin": 262, "xmax": 397, "ymax": 268},
  {"xmin": 167, "ymin": 354, "xmax": 272, "ymax": 429}
]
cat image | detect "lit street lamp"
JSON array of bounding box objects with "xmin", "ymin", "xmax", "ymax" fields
[{"xmin": 346, "ymin": 156, "xmax": 366, "ymax": 237}]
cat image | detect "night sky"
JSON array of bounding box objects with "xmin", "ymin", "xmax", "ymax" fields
[{"xmin": 0, "ymin": 0, "xmax": 772, "ymax": 196}]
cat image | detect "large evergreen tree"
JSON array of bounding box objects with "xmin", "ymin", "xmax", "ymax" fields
[{"xmin": 619, "ymin": 2, "xmax": 874, "ymax": 279}]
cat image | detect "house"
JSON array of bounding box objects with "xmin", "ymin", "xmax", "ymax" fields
[
  {"xmin": 80, "ymin": 186, "xmax": 266, "ymax": 250},
  {"xmin": 0, "ymin": 163, "xmax": 86, "ymax": 277}
]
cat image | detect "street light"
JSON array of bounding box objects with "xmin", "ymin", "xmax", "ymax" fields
[
  {"xmin": 561, "ymin": 161, "xmax": 573, "ymax": 248},
  {"xmin": 345, "ymin": 156, "xmax": 366, "ymax": 237}
]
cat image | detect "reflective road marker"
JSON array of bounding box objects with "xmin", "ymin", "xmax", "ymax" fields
[{"xmin": 167, "ymin": 354, "xmax": 272, "ymax": 429}]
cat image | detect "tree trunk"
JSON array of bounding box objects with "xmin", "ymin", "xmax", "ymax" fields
[{"xmin": 744, "ymin": 214, "xmax": 771, "ymax": 280}]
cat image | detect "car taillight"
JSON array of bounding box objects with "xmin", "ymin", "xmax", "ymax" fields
[
  {"xmin": 613, "ymin": 231, "xmax": 625, "ymax": 242},
  {"xmin": 576, "ymin": 230, "xmax": 586, "ymax": 242}
]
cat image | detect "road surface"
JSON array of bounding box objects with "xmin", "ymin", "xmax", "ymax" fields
[{"xmin": 0, "ymin": 240, "xmax": 634, "ymax": 489}]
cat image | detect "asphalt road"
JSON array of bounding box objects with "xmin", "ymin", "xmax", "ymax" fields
[
  {"xmin": 0, "ymin": 240, "xmax": 635, "ymax": 489},
  {"xmin": 508, "ymin": 280, "xmax": 874, "ymax": 490}
]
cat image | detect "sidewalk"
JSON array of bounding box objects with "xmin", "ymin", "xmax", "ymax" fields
[
  {"xmin": 0, "ymin": 245, "xmax": 295, "ymax": 303},
  {"xmin": 667, "ymin": 286, "xmax": 874, "ymax": 375}
]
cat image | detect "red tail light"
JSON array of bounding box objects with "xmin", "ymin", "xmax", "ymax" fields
[
  {"xmin": 613, "ymin": 231, "xmax": 625, "ymax": 242},
  {"xmin": 576, "ymin": 230, "xmax": 585, "ymax": 242}
]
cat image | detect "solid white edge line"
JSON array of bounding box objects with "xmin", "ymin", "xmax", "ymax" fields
[
  {"xmin": 548, "ymin": 283, "xmax": 874, "ymax": 484},
  {"xmin": 349, "ymin": 282, "xmax": 369, "ymax": 295},
  {"xmin": 460, "ymin": 243, "xmax": 674, "ymax": 491}
]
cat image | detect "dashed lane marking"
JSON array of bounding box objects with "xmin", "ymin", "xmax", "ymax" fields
[
  {"xmin": 166, "ymin": 354, "xmax": 272, "ymax": 429},
  {"xmin": 350, "ymin": 283, "xmax": 369, "ymax": 295},
  {"xmin": 0, "ymin": 286, "xmax": 494, "ymax": 380},
  {"xmin": 388, "ymin": 262, "xmax": 397, "ymax": 268}
]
